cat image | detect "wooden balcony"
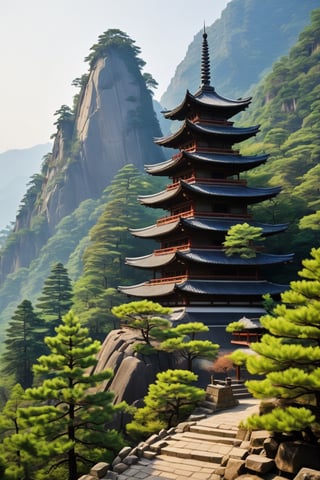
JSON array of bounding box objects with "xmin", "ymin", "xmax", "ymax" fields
[
  {"xmin": 154, "ymin": 244, "xmax": 190, "ymax": 255},
  {"xmin": 149, "ymin": 275, "xmax": 187, "ymax": 285},
  {"xmin": 167, "ymin": 175, "xmax": 247, "ymax": 190},
  {"xmin": 149, "ymin": 273, "xmax": 261, "ymax": 285},
  {"xmin": 156, "ymin": 211, "xmax": 252, "ymax": 226}
]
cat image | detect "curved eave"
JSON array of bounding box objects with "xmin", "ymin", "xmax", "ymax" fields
[
  {"xmin": 181, "ymin": 181, "xmax": 281, "ymax": 203},
  {"xmin": 154, "ymin": 120, "xmax": 260, "ymax": 149},
  {"xmin": 139, "ymin": 181, "xmax": 281, "ymax": 207},
  {"xmin": 144, "ymin": 152, "xmax": 269, "ymax": 176},
  {"xmin": 177, "ymin": 250, "xmax": 294, "ymax": 266},
  {"xmin": 178, "ymin": 280, "xmax": 288, "ymax": 296},
  {"xmin": 162, "ymin": 89, "xmax": 251, "ymax": 121},
  {"xmin": 130, "ymin": 217, "xmax": 289, "ymax": 240},
  {"xmin": 118, "ymin": 279, "xmax": 288, "ymax": 298},
  {"xmin": 181, "ymin": 218, "xmax": 289, "ymax": 236},
  {"xmin": 118, "ymin": 282, "xmax": 177, "ymax": 298},
  {"xmin": 125, "ymin": 249, "xmax": 294, "ymax": 269},
  {"xmin": 129, "ymin": 219, "xmax": 180, "ymax": 238},
  {"xmin": 126, "ymin": 252, "xmax": 176, "ymax": 268}
]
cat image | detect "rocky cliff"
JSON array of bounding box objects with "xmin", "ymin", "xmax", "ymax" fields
[{"xmin": 0, "ymin": 37, "xmax": 164, "ymax": 279}]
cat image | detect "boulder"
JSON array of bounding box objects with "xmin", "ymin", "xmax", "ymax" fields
[
  {"xmin": 245, "ymin": 454, "xmax": 275, "ymax": 474},
  {"xmin": 89, "ymin": 462, "xmax": 110, "ymax": 478},
  {"xmin": 224, "ymin": 458, "xmax": 246, "ymax": 480},
  {"xmin": 294, "ymin": 468, "xmax": 320, "ymax": 480},
  {"xmin": 275, "ymin": 442, "xmax": 320, "ymax": 474}
]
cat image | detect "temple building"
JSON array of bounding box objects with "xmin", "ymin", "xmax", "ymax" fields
[{"xmin": 119, "ymin": 30, "xmax": 293, "ymax": 346}]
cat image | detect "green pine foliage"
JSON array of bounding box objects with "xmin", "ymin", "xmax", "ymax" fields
[
  {"xmin": 36, "ymin": 262, "xmax": 73, "ymax": 335},
  {"xmin": 223, "ymin": 223, "xmax": 264, "ymax": 258},
  {"xmin": 1, "ymin": 300, "xmax": 47, "ymax": 388},
  {"xmin": 111, "ymin": 300, "xmax": 172, "ymax": 350},
  {"xmin": 239, "ymin": 8, "xmax": 320, "ymax": 270},
  {"xmin": 0, "ymin": 383, "xmax": 45, "ymax": 480},
  {"xmin": 85, "ymin": 29, "xmax": 146, "ymax": 71},
  {"xmin": 126, "ymin": 369, "xmax": 206, "ymax": 441},
  {"xmin": 12, "ymin": 311, "xmax": 124, "ymax": 480},
  {"xmin": 237, "ymin": 247, "xmax": 320, "ymax": 435},
  {"xmin": 159, "ymin": 322, "xmax": 219, "ymax": 372}
]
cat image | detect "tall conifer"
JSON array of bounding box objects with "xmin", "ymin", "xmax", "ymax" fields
[
  {"xmin": 2, "ymin": 300, "xmax": 46, "ymax": 388},
  {"xmin": 36, "ymin": 262, "xmax": 73, "ymax": 334},
  {"xmin": 16, "ymin": 311, "xmax": 123, "ymax": 480}
]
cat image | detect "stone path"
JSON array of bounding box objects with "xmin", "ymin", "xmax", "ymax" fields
[{"xmin": 115, "ymin": 399, "xmax": 259, "ymax": 480}]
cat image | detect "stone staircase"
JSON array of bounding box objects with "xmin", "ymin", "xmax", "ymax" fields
[
  {"xmin": 134, "ymin": 421, "xmax": 241, "ymax": 479},
  {"xmin": 126, "ymin": 414, "xmax": 244, "ymax": 480},
  {"xmin": 79, "ymin": 398, "xmax": 262, "ymax": 480},
  {"xmin": 214, "ymin": 379, "xmax": 253, "ymax": 400}
]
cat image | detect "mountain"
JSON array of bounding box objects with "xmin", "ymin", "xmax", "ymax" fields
[
  {"xmin": 0, "ymin": 144, "xmax": 51, "ymax": 231},
  {"xmin": 0, "ymin": 5, "xmax": 319, "ymax": 345},
  {"xmin": 0, "ymin": 30, "xmax": 164, "ymax": 280},
  {"xmin": 160, "ymin": 0, "xmax": 318, "ymax": 111},
  {"xmin": 239, "ymin": 8, "xmax": 320, "ymax": 273}
]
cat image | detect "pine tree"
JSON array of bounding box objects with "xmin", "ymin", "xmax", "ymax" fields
[
  {"xmin": 159, "ymin": 322, "xmax": 219, "ymax": 372},
  {"xmin": 111, "ymin": 300, "xmax": 172, "ymax": 348},
  {"xmin": 15, "ymin": 311, "xmax": 124, "ymax": 480},
  {"xmin": 223, "ymin": 222, "xmax": 264, "ymax": 258},
  {"xmin": 126, "ymin": 369, "xmax": 206, "ymax": 441},
  {"xmin": 238, "ymin": 247, "xmax": 320, "ymax": 436},
  {"xmin": 36, "ymin": 262, "xmax": 73, "ymax": 335},
  {"xmin": 0, "ymin": 384, "xmax": 38, "ymax": 480},
  {"xmin": 2, "ymin": 300, "xmax": 46, "ymax": 388}
]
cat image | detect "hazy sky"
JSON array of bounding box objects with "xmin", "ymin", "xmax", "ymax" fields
[{"xmin": 0, "ymin": 0, "xmax": 230, "ymax": 154}]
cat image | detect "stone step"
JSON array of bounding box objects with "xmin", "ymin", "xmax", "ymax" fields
[
  {"xmin": 189, "ymin": 424, "xmax": 237, "ymax": 438},
  {"xmin": 199, "ymin": 399, "xmax": 216, "ymax": 410},
  {"xmin": 160, "ymin": 443, "xmax": 225, "ymax": 464},
  {"xmin": 234, "ymin": 391, "xmax": 253, "ymax": 399},
  {"xmin": 173, "ymin": 431, "xmax": 238, "ymax": 445},
  {"xmin": 150, "ymin": 454, "xmax": 225, "ymax": 477}
]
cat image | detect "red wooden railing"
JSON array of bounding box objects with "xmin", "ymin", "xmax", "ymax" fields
[{"xmin": 157, "ymin": 211, "xmax": 252, "ymax": 226}]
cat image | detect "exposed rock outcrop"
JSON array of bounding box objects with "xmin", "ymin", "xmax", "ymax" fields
[
  {"xmin": 91, "ymin": 328, "xmax": 175, "ymax": 405},
  {"xmin": 0, "ymin": 44, "xmax": 164, "ymax": 278}
]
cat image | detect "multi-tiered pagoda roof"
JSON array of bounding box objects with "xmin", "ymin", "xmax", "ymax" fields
[{"xmin": 119, "ymin": 30, "xmax": 292, "ymax": 341}]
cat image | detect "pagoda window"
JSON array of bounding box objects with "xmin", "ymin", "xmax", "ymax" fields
[
  {"xmin": 172, "ymin": 202, "xmax": 192, "ymax": 216},
  {"xmin": 212, "ymin": 202, "xmax": 229, "ymax": 214},
  {"xmin": 230, "ymin": 206, "xmax": 245, "ymax": 215},
  {"xmin": 211, "ymin": 171, "xmax": 225, "ymax": 179}
]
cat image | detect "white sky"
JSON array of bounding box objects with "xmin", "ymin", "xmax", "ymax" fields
[{"xmin": 0, "ymin": 0, "xmax": 230, "ymax": 153}]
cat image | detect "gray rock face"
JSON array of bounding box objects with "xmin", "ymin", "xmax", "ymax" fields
[
  {"xmin": 91, "ymin": 328, "xmax": 175, "ymax": 405},
  {"xmin": 40, "ymin": 50, "xmax": 164, "ymax": 230},
  {"xmin": 1, "ymin": 46, "xmax": 164, "ymax": 277}
]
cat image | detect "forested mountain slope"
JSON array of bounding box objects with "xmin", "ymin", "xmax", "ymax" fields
[
  {"xmin": 239, "ymin": 8, "xmax": 320, "ymax": 276},
  {"xmin": 161, "ymin": 0, "xmax": 318, "ymax": 111}
]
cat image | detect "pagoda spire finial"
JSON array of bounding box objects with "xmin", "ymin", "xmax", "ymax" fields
[{"xmin": 201, "ymin": 24, "xmax": 211, "ymax": 89}]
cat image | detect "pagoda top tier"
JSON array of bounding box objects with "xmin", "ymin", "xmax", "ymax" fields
[
  {"xmin": 162, "ymin": 89, "xmax": 252, "ymax": 121},
  {"xmin": 162, "ymin": 30, "xmax": 251, "ymax": 121}
]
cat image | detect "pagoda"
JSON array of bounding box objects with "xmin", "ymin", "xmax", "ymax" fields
[{"xmin": 119, "ymin": 31, "xmax": 293, "ymax": 346}]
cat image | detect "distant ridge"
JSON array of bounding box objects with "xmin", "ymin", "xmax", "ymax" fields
[{"xmin": 0, "ymin": 143, "xmax": 51, "ymax": 229}]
